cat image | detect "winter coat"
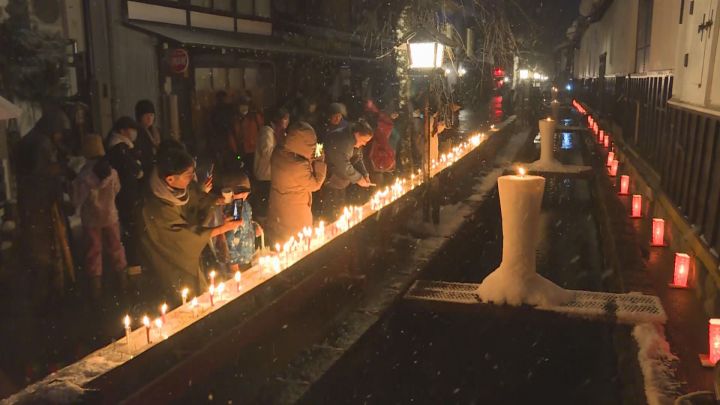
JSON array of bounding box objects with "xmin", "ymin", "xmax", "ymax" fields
[
  {"xmin": 238, "ymin": 111, "xmax": 264, "ymax": 154},
  {"xmin": 254, "ymin": 125, "xmax": 276, "ymax": 181},
  {"xmin": 106, "ymin": 133, "xmax": 143, "ymax": 223},
  {"xmin": 267, "ymin": 125, "xmax": 327, "ymax": 243},
  {"xmin": 366, "ymin": 104, "xmax": 396, "ymax": 172},
  {"xmin": 135, "ymin": 125, "xmax": 160, "ymax": 176},
  {"xmin": 324, "ymin": 127, "xmax": 368, "ymax": 190},
  {"xmin": 223, "ymin": 200, "xmax": 255, "ymax": 265},
  {"xmin": 137, "ymin": 171, "xmax": 216, "ymax": 296},
  {"xmin": 72, "ymin": 160, "xmax": 121, "ymax": 228}
]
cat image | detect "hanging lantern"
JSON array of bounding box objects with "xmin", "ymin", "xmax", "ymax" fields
[
  {"xmin": 619, "ymin": 175, "xmax": 630, "ymax": 195},
  {"xmin": 670, "ymin": 253, "xmax": 691, "ymax": 288},
  {"xmin": 651, "ymin": 218, "xmax": 665, "ymax": 246},
  {"xmin": 407, "ymin": 31, "xmax": 446, "ymax": 70},
  {"xmin": 631, "ymin": 195, "xmax": 643, "ymax": 218}
]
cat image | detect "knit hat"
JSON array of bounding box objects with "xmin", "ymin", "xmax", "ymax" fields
[
  {"xmin": 134, "ymin": 99, "xmax": 156, "ymax": 120},
  {"xmin": 82, "ymin": 134, "xmax": 105, "ymax": 158},
  {"xmin": 328, "ymin": 102, "xmax": 347, "ymax": 117}
]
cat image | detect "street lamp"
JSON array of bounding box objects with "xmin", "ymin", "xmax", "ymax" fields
[
  {"xmin": 518, "ymin": 69, "xmax": 530, "ymax": 80},
  {"xmin": 407, "ymin": 30, "xmax": 447, "ymax": 224}
]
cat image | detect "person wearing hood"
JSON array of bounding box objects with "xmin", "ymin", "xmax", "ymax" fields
[
  {"xmin": 267, "ymin": 122, "xmax": 327, "ymax": 244},
  {"xmin": 71, "ymin": 135, "xmax": 126, "ymax": 296},
  {"xmin": 16, "ymin": 106, "xmax": 72, "ymax": 303},
  {"xmin": 254, "ymin": 107, "xmax": 289, "ymax": 218},
  {"xmin": 137, "ymin": 143, "xmax": 242, "ymax": 300},
  {"xmin": 134, "ymin": 99, "xmax": 161, "ymax": 176},
  {"xmin": 106, "ymin": 116, "xmax": 144, "ymax": 275}
]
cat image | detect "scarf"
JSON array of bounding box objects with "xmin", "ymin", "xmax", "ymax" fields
[{"xmin": 150, "ymin": 168, "xmax": 189, "ymax": 206}]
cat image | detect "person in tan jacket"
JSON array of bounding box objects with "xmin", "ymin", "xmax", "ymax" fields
[{"xmin": 267, "ymin": 122, "xmax": 327, "ymax": 244}]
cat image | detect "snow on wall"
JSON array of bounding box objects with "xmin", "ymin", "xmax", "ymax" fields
[{"xmin": 632, "ymin": 323, "xmax": 681, "ymax": 405}]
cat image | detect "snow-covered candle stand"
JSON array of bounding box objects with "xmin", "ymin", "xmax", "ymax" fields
[{"xmin": 477, "ymin": 169, "xmax": 574, "ymax": 306}]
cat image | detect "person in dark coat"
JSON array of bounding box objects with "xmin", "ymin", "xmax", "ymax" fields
[
  {"xmin": 137, "ymin": 143, "xmax": 242, "ymax": 300},
  {"xmin": 106, "ymin": 116, "xmax": 144, "ymax": 275},
  {"xmin": 16, "ymin": 107, "xmax": 72, "ymax": 305},
  {"xmin": 319, "ymin": 102, "xmax": 348, "ymax": 144},
  {"xmin": 209, "ymin": 91, "xmax": 236, "ymax": 165},
  {"xmin": 134, "ymin": 99, "xmax": 161, "ymax": 176},
  {"xmin": 319, "ymin": 120, "xmax": 373, "ymax": 221}
]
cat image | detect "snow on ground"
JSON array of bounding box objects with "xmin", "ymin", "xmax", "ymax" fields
[{"xmin": 632, "ymin": 323, "xmax": 681, "ymax": 405}]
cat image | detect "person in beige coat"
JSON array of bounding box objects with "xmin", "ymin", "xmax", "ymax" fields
[{"xmin": 267, "ymin": 122, "xmax": 327, "ymax": 244}]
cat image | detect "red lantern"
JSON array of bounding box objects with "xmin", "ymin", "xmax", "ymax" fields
[
  {"xmin": 607, "ymin": 151, "xmax": 615, "ymax": 166},
  {"xmin": 609, "ymin": 160, "xmax": 619, "ymax": 177},
  {"xmin": 619, "ymin": 175, "xmax": 630, "ymax": 195},
  {"xmin": 631, "ymin": 195, "xmax": 642, "ymax": 218},
  {"xmin": 651, "ymin": 218, "xmax": 665, "ymax": 246},
  {"xmin": 709, "ymin": 319, "xmax": 720, "ymax": 365},
  {"xmin": 604, "ymin": 135, "xmax": 611, "ymax": 148},
  {"xmin": 671, "ymin": 253, "xmax": 691, "ymax": 288}
]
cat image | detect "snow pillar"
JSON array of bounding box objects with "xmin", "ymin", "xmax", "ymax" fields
[
  {"xmin": 539, "ymin": 118, "xmax": 556, "ymax": 165},
  {"xmin": 477, "ymin": 173, "xmax": 573, "ymax": 306}
]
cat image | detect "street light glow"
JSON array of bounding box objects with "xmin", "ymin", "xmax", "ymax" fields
[
  {"xmin": 408, "ymin": 41, "xmax": 445, "ymax": 69},
  {"xmin": 519, "ymin": 69, "xmax": 529, "ymax": 80}
]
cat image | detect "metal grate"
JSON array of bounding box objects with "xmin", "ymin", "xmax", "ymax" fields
[{"xmin": 405, "ymin": 280, "xmax": 667, "ymax": 324}]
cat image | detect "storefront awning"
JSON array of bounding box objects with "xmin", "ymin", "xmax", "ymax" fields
[
  {"xmin": 0, "ymin": 95, "xmax": 21, "ymax": 120},
  {"xmin": 127, "ymin": 21, "xmax": 377, "ymax": 62}
]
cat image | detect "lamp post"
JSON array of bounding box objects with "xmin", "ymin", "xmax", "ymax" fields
[{"xmin": 407, "ymin": 31, "xmax": 447, "ymax": 224}]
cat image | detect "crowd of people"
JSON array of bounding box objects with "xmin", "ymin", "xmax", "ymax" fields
[{"xmin": 15, "ymin": 92, "xmax": 451, "ymax": 307}]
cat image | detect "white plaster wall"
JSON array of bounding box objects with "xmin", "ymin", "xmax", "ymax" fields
[{"xmin": 647, "ymin": 0, "xmax": 680, "ymax": 72}]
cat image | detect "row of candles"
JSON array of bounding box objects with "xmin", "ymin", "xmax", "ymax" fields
[
  {"xmin": 119, "ymin": 130, "xmax": 488, "ymax": 352},
  {"xmin": 578, "ymin": 100, "xmax": 718, "ymax": 365}
]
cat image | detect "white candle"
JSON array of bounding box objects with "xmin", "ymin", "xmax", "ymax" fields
[
  {"xmin": 160, "ymin": 303, "xmax": 168, "ymax": 324},
  {"xmin": 154, "ymin": 318, "xmax": 163, "ymax": 336},
  {"xmin": 143, "ymin": 315, "xmax": 151, "ymax": 344},
  {"xmin": 181, "ymin": 288, "xmax": 189, "ymax": 305},
  {"xmin": 217, "ymin": 282, "xmax": 225, "ymax": 301},
  {"xmin": 234, "ymin": 270, "xmax": 242, "ymax": 292},
  {"xmin": 191, "ymin": 297, "xmax": 198, "ymax": 317},
  {"xmin": 123, "ymin": 315, "xmax": 131, "ymax": 346},
  {"xmin": 209, "ymin": 270, "xmax": 217, "ymax": 287},
  {"xmin": 209, "ymin": 285, "xmax": 215, "ymax": 306}
]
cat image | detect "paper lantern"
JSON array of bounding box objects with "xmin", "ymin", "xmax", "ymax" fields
[
  {"xmin": 604, "ymin": 135, "xmax": 611, "ymax": 148},
  {"xmin": 710, "ymin": 319, "xmax": 720, "ymax": 365},
  {"xmin": 631, "ymin": 195, "xmax": 642, "ymax": 218},
  {"xmin": 651, "ymin": 218, "xmax": 665, "ymax": 246},
  {"xmin": 609, "ymin": 160, "xmax": 619, "ymax": 177},
  {"xmin": 671, "ymin": 253, "xmax": 690, "ymax": 288},
  {"xmin": 607, "ymin": 151, "xmax": 615, "ymax": 167},
  {"xmin": 619, "ymin": 175, "xmax": 630, "ymax": 195}
]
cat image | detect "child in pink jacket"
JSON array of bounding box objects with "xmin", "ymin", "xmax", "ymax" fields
[{"xmin": 72, "ymin": 135, "xmax": 127, "ymax": 283}]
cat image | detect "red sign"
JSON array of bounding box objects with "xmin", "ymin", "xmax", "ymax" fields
[{"xmin": 170, "ymin": 48, "xmax": 189, "ymax": 74}]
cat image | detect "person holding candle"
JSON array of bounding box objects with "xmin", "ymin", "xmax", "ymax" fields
[
  {"xmin": 211, "ymin": 168, "xmax": 262, "ymax": 273},
  {"xmin": 267, "ymin": 122, "xmax": 327, "ymax": 244},
  {"xmin": 137, "ymin": 142, "xmax": 243, "ymax": 301},
  {"xmin": 318, "ymin": 120, "xmax": 374, "ymax": 221}
]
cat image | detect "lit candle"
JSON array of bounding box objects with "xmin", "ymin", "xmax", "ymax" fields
[
  {"xmin": 631, "ymin": 195, "xmax": 642, "ymax": 218},
  {"xmin": 619, "ymin": 175, "xmax": 630, "ymax": 195},
  {"xmin": 517, "ymin": 166, "xmax": 527, "ymax": 177},
  {"xmin": 304, "ymin": 227, "xmax": 312, "ymax": 250},
  {"xmin": 209, "ymin": 270, "xmax": 217, "ymax": 287},
  {"xmin": 209, "ymin": 284, "xmax": 215, "ymax": 306},
  {"xmin": 234, "ymin": 270, "xmax": 242, "ymax": 292},
  {"xmin": 181, "ymin": 288, "xmax": 189, "ymax": 305},
  {"xmin": 672, "ymin": 253, "xmax": 691, "ymax": 288},
  {"xmin": 191, "ymin": 297, "xmax": 198, "ymax": 317},
  {"xmin": 143, "ymin": 315, "xmax": 151, "ymax": 344},
  {"xmin": 710, "ymin": 319, "xmax": 720, "ymax": 365},
  {"xmin": 217, "ymin": 282, "xmax": 225, "ymax": 301},
  {"xmin": 275, "ymin": 243, "xmax": 281, "ymax": 254},
  {"xmin": 123, "ymin": 315, "xmax": 131, "ymax": 346},
  {"xmin": 160, "ymin": 303, "xmax": 168, "ymax": 324},
  {"xmin": 609, "ymin": 160, "xmax": 619, "ymax": 177},
  {"xmin": 604, "ymin": 135, "xmax": 610, "ymax": 148},
  {"xmin": 154, "ymin": 318, "xmax": 163, "ymax": 336},
  {"xmin": 651, "ymin": 218, "xmax": 665, "ymax": 246}
]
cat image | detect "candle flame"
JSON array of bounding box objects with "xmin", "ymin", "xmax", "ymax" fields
[
  {"xmin": 142, "ymin": 315, "xmax": 150, "ymax": 327},
  {"xmin": 191, "ymin": 297, "xmax": 198, "ymax": 307},
  {"xmin": 209, "ymin": 270, "xmax": 216, "ymax": 280},
  {"xmin": 181, "ymin": 288, "xmax": 189, "ymax": 299},
  {"xmin": 518, "ymin": 167, "xmax": 527, "ymax": 176},
  {"xmin": 124, "ymin": 315, "xmax": 130, "ymax": 329},
  {"xmin": 234, "ymin": 271, "xmax": 241, "ymax": 283},
  {"xmin": 217, "ymin": 282, "xmax": 225, "ymax": 294},
  {"xmin": 154, "ymin": 318, "xmax": 163, "ymax": 328},
  {"xmin": 161, "ymin": 303, "xmax": 168, "ymax": 314}
]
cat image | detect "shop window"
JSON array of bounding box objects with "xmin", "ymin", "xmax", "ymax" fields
[{"xmin": 195, "ymin": 68, "xmax": 213, "ymax": 91}]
